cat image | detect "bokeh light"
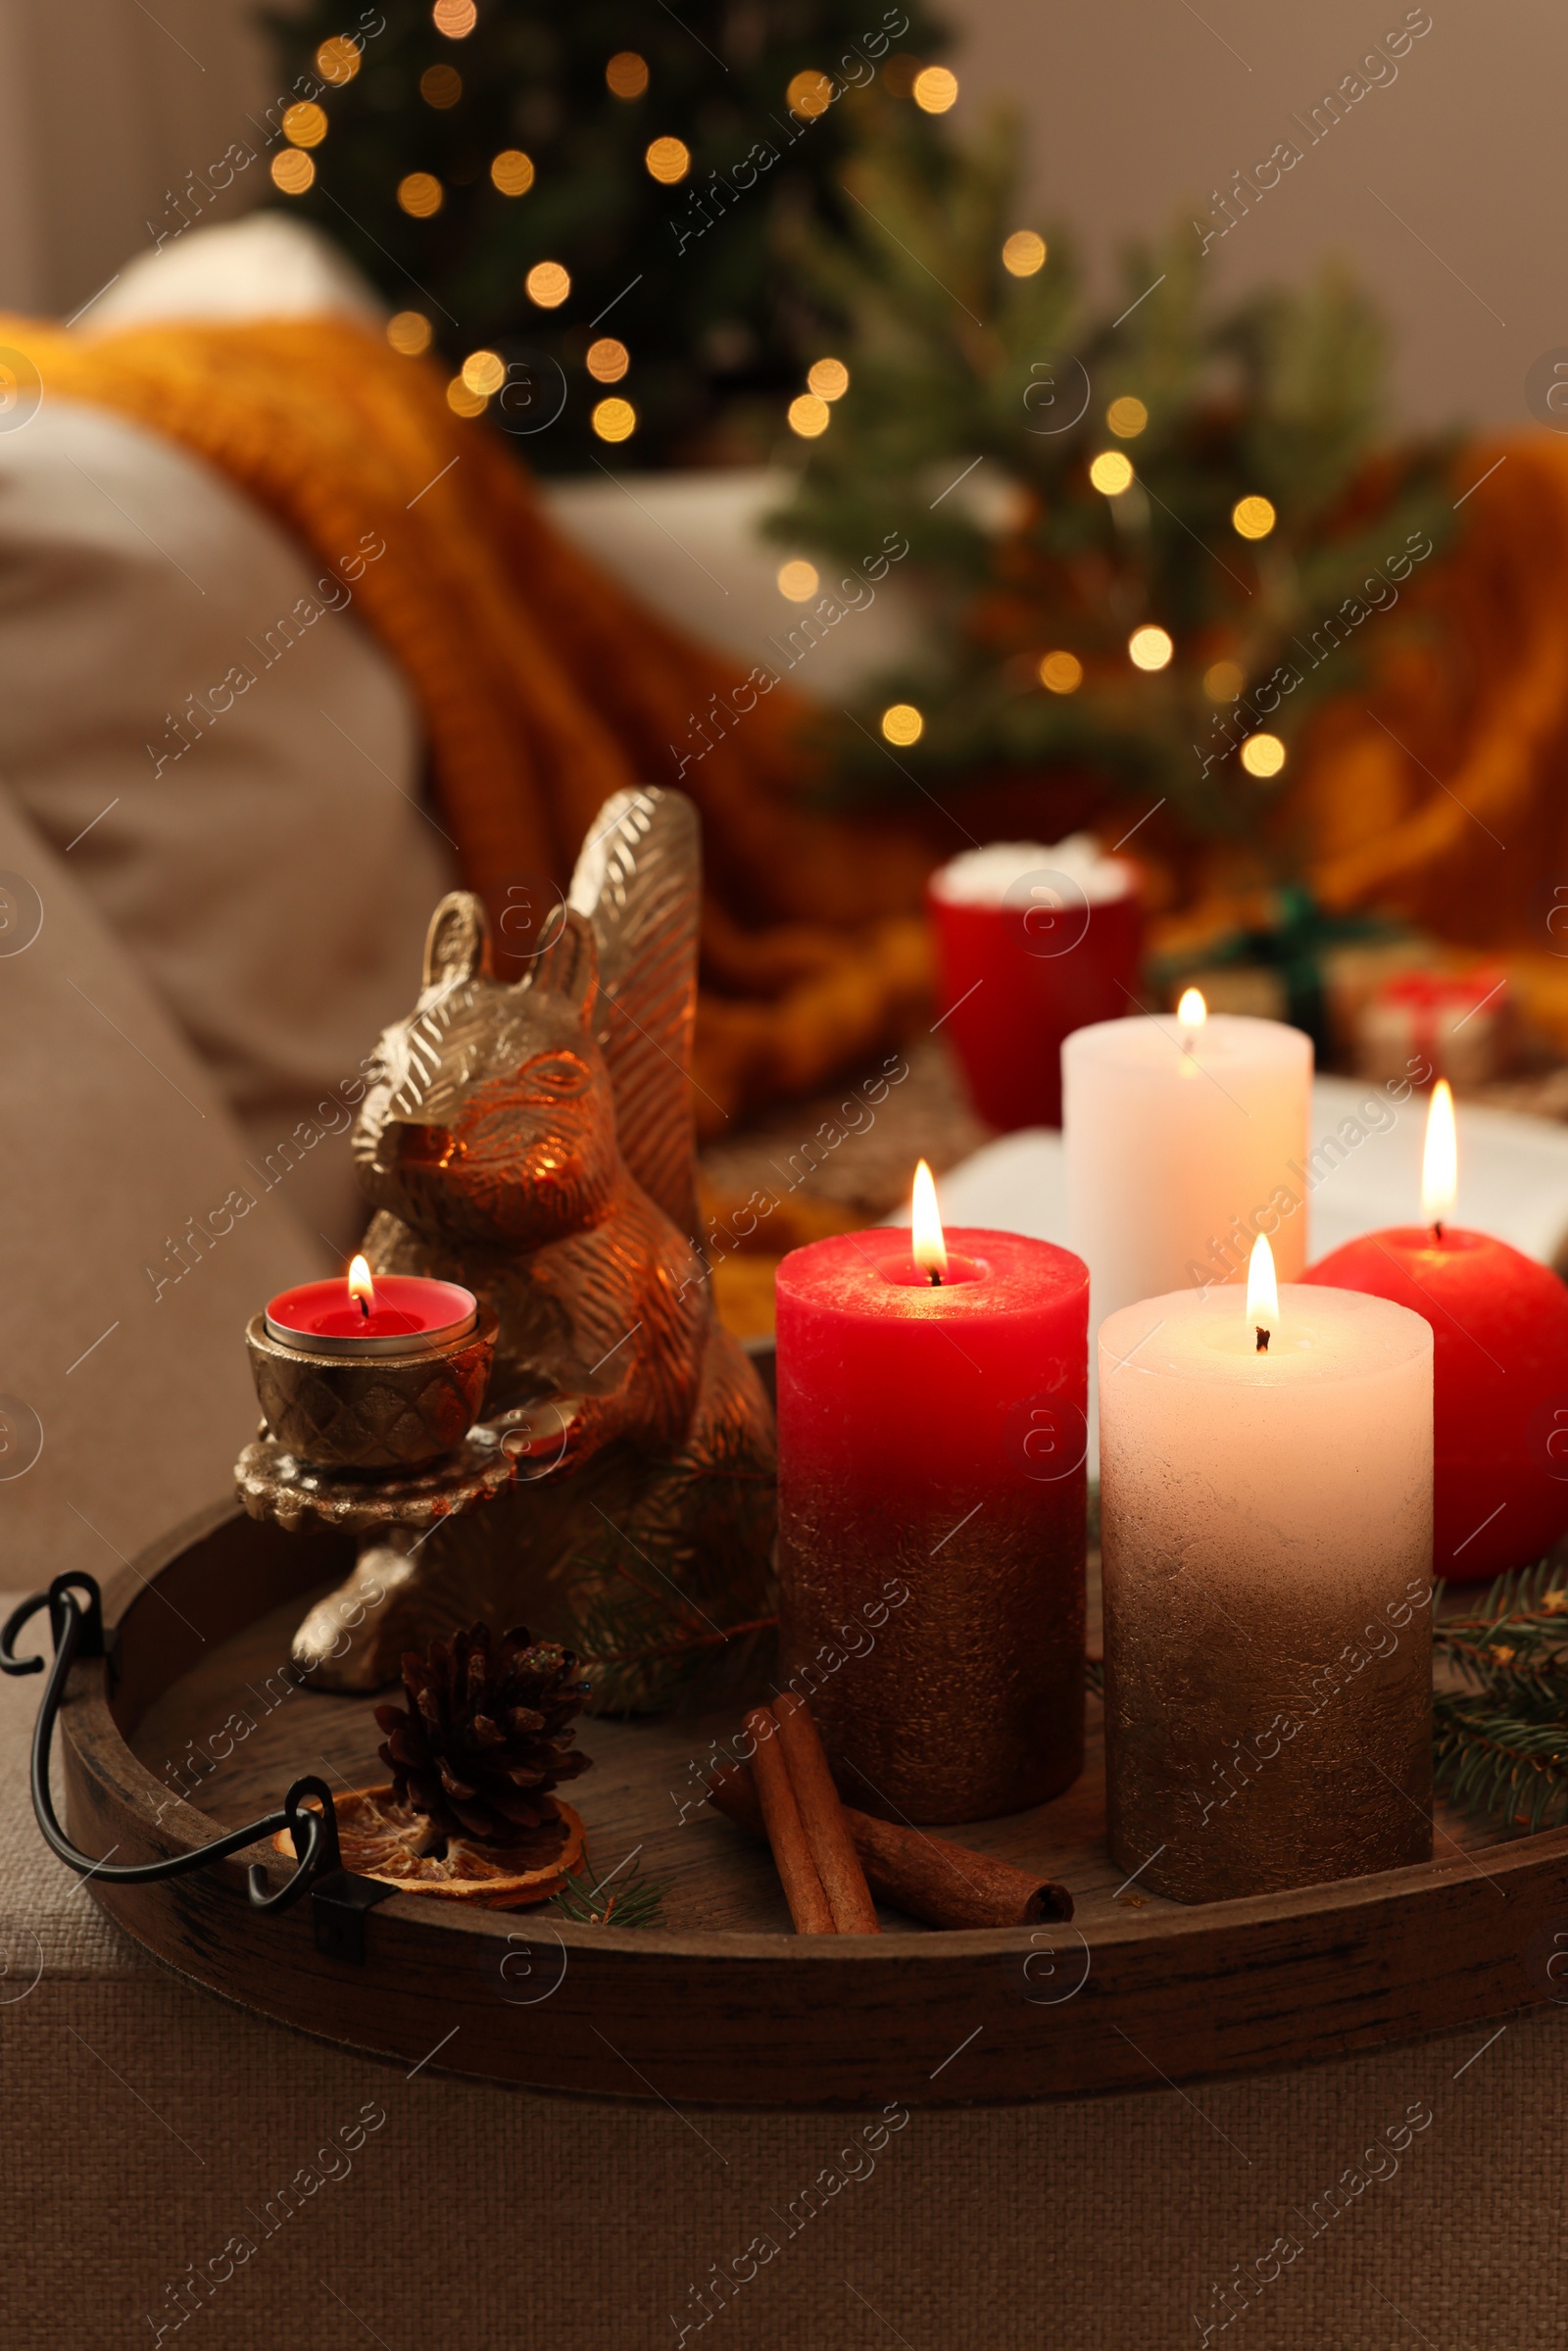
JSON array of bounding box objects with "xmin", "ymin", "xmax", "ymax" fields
[
  {"xmin": 316, "ymin": 35, "xmax": 361, "ymax": 83},
  {"xmin": 463, "ymin": 350, "xmax": 506, "ymax": 396},
  {"xmin": 777, "ymin": 561, "xmax": 819, "ymax": 602},
  {"xmin": 1106, "ymin": 396, "xmax": 1148, "ymax": 438},
  {"xmin": 1232, "ymin": 495, "xmax": 1277, "ymax": 540},
  {"xmin": 525, "ymin": 260, "xmax": 570, "ymax": 308},
  {"xmin": 432, "ymin": 0, "xmax": 476, "ymax": 35},
  {"xmin": 788, "ymin": 392, "xmax": 831, "ymax": 438},
  {"xmin": 1241, "ymin": 732, "xmax": 1287, "ymax": 776},
  {"xmin": 271, "ymin": 150, "xmax": 315, "ymax": 195},
  {"xmin": 397, "ymin": 172, "xmax": 444, "ymax": 219},
  {"xmin": 881, "ymin": 704, "xmax": 925, "ymax": 745},
  {"xmin": 420, "ymin": 64, "xmax": 463, "ymax": 108},
  {"xmin": 386, "ymin": 311, "xmax": 432, "ymax": 357},
  {"xmin": 807, "ymin": 357, "xmax": 849, "ymax": 401},
  {"xmin": 1129, "ymin": 625, "xmax": 1174, "ymax": 671},
  {"xmin": 786, "ymin": 70, "xmax": 834, "ymax": 118},
  {"xmin": 491, "ymin": 149, "xmax": 534, "ymax": 195},
  {"xmin": 592, "ymin": 398, "xmax": 637, "ymax": 443},
  {"xmin": 913, "ymin": 66, "xmax": 958, "ymax": 111},
  {"xmin": 447, "ymin": 375, "xmax": 487, "ymax": 416},
  {"xmin": 1039, "ymin": 651, "xmax": 1084, "ymax": 694},
  {"xmin": 645, "ymin": 137, "xmax": 691, "ymax": 184},
  {"xmin": 1089, "ymin": 450, "xmax": 1134, "ymax": 496},
  {"xmin": 1002, "ymin": 231, "xmax": 1046, "ymax": 277},
  {"xmin": 606, "ymin": 51, "xmax": 649, "ymax": 98},
  {"xmin": 283, "ymin": 102, "xmax": 327, "ymax": 148},
  {"xmin": 1203, "ymin": 660, "xmax": 1244, "ymax": 701},
  {"xmin": 587, "ymin": 338, "xmax": 629, "ymax": 383}
]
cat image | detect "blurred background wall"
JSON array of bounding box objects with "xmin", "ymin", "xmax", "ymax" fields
[{"xmin": 0, "ymin": 0, "xmax": 1548, "ymax": 425}]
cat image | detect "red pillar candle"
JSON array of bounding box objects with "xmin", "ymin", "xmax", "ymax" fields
[
  {"xmin": 1301, "ymin": 1084, "xmax": 1568, "ymax": 1583},
  {"xmin": 775, "ymin": 1170, "xmax": 1089, "ymax": 1824}
]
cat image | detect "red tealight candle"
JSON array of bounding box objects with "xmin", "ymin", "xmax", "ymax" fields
[
  {"xmin": 775, "ymin": 1162, "xmax": 1089, "ymax": 1823},
  {"xmin": 265, "ymin": 1255, "xmax": 477, "ymax": 1358},
  {"xmin": 1302, "ymin": 1082, "xmax": 1568, "ymax": 1584}
]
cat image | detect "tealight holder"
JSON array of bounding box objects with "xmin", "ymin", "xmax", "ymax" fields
[{"xmin": 244, "ymin": 1306, "xmax": 498, "ymax": 1472}]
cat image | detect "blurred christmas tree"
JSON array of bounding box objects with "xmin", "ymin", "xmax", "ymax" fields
[
  {"xmin": 767, "ymin": 105, "xmax": 1458, "ymax": 842},
  {"xmin": 266, "ymin": 0, "xmax": 949, "ymax": 468}
]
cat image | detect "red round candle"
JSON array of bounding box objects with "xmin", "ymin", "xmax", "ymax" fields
[
  {"xmin": 265, "ymin": 1273, "xmax": 477, "ymax": 1357},
  {"xmin": 775, "ymin": 1226, "xmax": 1089, "ymax": 1822},
  {"xmin": 1302, "ymin": 1228, "xmax": 1568, "ymax": 1583}
]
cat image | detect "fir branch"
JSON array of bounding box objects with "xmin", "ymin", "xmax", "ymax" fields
[
  {"xmin": 551, "ymin": 1855, "xmax": 669, "ymax": 1931},
  {"xmin": 1434, "ymin": 1559, "xmax": 1568, "ymax": 1716},
  {"xmin": 1432, "ymin": 1690, "xmax": 1568, "ymax": 1839}
]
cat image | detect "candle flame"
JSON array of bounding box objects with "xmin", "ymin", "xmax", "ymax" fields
[
  {"xmin": 910, "ymin": 1159, "xmax": 948, "ymax": 1284},
  {"xmin": 348, "ymin": 1253, "xmax": 375, "ymax": 1316},
  {"xmin": 1247, "ymin": 1231, "xmax": 1278, "ymax": 1348},
  {"xmin": 1421, "ymin": 1079, "xmax": 1457, "ymax": 1228},
  {"xmin": 1177, "ymin": 987, "xmax": 1207, "ymax": 1033}
]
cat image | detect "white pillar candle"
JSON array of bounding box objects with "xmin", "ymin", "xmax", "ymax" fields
[
  {"xmin": 1064, "ymin": 1002, "xmax": 1313, "ymax": 1336},
  {"xmin": 1099, "ymin": 1251, "xmax": 1434, "ymax": 1901}
]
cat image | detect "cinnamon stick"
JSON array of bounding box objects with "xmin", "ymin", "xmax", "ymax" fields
[
  {"xmin": 772, "ymin": 1695, "xmax": 880, "ymax": 1934},
  {"xmin": 744, "ymin": 1706, "xmax": 835, "ymax": 1934},
  {"xmin": 709, "ymin": 1763, "xmax": 1073, "ymax": 1931}
]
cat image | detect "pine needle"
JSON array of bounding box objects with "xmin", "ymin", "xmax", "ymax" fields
[{"xmin": 550, "ymin": 1854, "xmax": 669, "ymax": 1930}]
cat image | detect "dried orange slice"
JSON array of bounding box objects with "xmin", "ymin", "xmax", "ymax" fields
[{"xmin": 275, "ymin": 1786, "xmax": 583, "ymax": 1909}]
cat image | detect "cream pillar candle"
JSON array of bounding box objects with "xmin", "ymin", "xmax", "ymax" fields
[
  {"xmin": 1100, "ymin": 1244, "xmax": 1434, "ymax": 1902},
  {"xmin": 1063, "ymin": 1000, "xmax": 1313, "ymax": 1336}
]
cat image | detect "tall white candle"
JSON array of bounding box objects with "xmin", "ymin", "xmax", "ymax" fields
[
  {"xmin": 1099, "ymin": 1249, "xmax": 1434, "ymax": 1901},
  {"xmin": 1063, "ymin": 1001, "xmax": 1312, "ymax": 1338}
]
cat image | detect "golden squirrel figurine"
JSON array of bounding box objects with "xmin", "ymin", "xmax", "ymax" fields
[{"xmin": 289, "ymin": 789, "xmax": 776, "ymax": 1703}]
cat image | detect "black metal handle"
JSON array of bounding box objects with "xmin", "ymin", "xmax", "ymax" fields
[{"xmin": 2, "ymin": 1573, "xmax": 355, "ymax": 1923}]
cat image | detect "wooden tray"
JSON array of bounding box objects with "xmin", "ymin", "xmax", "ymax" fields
[{"xmin": 54, "ymin": 1500, "xmax": 1568, "ymax": 2107}]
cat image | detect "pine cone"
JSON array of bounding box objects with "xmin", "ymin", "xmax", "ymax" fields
[{"xmin": 373, "ymin": 1623, "xmax": 592, "ymax": 1848}]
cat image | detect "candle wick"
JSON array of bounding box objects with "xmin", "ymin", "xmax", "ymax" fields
[
  {"xmin": 1255, "ymin": 1326, "xmax": 1269, "ymax": 1353},
  {"xmin": 358, "ymin": 1295, "xmax": 369, "ymax": 1319},
  {"xmin": 928, "ymin": 1268, "xmax": 943, "ymax": 1288},
  {"xmin": 1432, "ymin": 1220, "xmax": 1444, "ymax": 1244}
]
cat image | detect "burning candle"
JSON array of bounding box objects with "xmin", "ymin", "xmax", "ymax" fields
[
  {"xmin": 1063, "ymin": 994, "xmax": 1313, "ymax": 1340},
  {"xmin": 1100, "ymin": 1235, "xmax": 1434, "ymax": 1901},
  {"xmin": 775, "ymin": 1164, "xmax": 1089, "ymax": 1823},
  {"xmin": 1302, "ymin": 1081, "xmax": 1568, "ymax": 1583},
  {"xmin": 248, "ymin": 1256, "xmax": 493, "ymax": 1471},
  {"xmin": 265, "ymin": 1255, "xmax": 478, "ymax": 1357}
]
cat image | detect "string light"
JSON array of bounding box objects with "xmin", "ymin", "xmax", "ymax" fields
[
  {"xmin": 1240, "ymin": 733, "xmax": 1286, "ymax": 776},
  {"xmin": 490, "ymin": 150, "xmax": 533, "ymax": 195},
  {"xmin": 592, "ymin": 398, "xmax": 637, "ymax": 443},
  {"xmin": 912, "ymin": 65, "xmax": 958, "ymax": 111},
  {"xmin": 386, "ymin": 312, "xmax": 432, "ymax": 357},
  {"xmin": 1039, "ymin": 651, "xmax": 1083, "ymax": 694},
  {"xmin": 645, "ymin": 137, "xmax": 690, "ymax": 184},
  {"xmin": 1129, "ymin": 626, "xmax": 1173, "ymax": 671},
  {"xmin": 1106, "ymin": 396, "xmax": 1148, "ymax": 438},
  {"xmin": 788, "ymin": 392, "xmax": 830, "ymax": 438},
  {"xmin": 1232, "ymin": 495, "xmax": 1277, "ymax": 540},
  {"xmin": 807, "ymin": 357, "xmax": 849, "ymax": 401},
  {"xmin": 525, "ymin": 261, "xmax": 570, "ymax": 308},
  {"xmin": 1002, "ymin": 230, "xmax": 1046, "ymax": 276},
  {"xmin": 881, "ymin": 704, "xmax": 923, "ymax": 745},
  {"xmin": 1089, "ymin": 450, "xmax": 1134, "ymax": 496},
  {"xmin": 586, "ymin": 338, "xmax": 629, "ymax": 383},
  {"xmin": 397, "ymin": 172, "xmax": 443, "ymax": 219},
  {"xmin": 606, "ymin": 51, "xmax": 649, "ymax": 97},
  {"xmin": 777, "ymin": 561, "xmax": 819, "ymax": 602}
]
